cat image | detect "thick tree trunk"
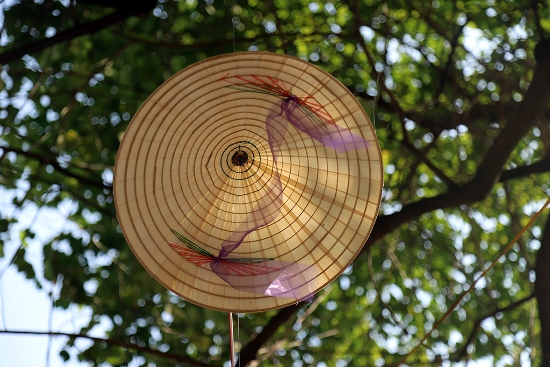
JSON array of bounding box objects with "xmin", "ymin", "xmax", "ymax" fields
[
  {"xmin": 537, "ymin": 216, "xmax": 550, "ymax": 367},
  {"xmin": 530, "ymin": 37, "xmax": 550, "ymax": 367}
]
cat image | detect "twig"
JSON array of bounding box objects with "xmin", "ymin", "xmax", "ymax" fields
[
  {"xmin": 398, "ymin": 198, "xmax": 550, "ymax": 365},
  {"xmin": 1, "ymin": 146, "xmax": 110, "ymax": 190},
  {"xmin": 499, "ymin": 149, "xmax": 550, "ymax": 183},
  {"xmin": 453, "ymin": 295, "xmax": 534, "ymax": 360},
  {"xmin": 237, "ymin": 302, "xmax": 304, "ymax": 366},
  {"xmin": 367, "ymin": 47, "xmax": 550, "ymax": 248},
  {"xmin": 0, "ymin": 329, "xmax": 216, "ymax": 367},
  {"xmin": 0, "ymin": 5, "xmax": 152, "ymax": 65}
]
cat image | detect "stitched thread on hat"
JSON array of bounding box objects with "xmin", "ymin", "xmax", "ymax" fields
[
  {"xmin": 168, "ymin": 74, "xmax": 371, "ymax": 299},
  {"xmin": 221, "ymin": 73, "xmax": 334, "ymax": 131},
  {"xmin": 170, "ymin": 229, "xmax": 279, "ymax": 277}
]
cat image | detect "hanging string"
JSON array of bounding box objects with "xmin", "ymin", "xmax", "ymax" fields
[
  {"xmin": 237, "ymin": 314, "xmax": 241, "ymax": 367},
  {"xmin": 229, "ymin": 312, "xmax": 235, "ymax": 367},
  {"xmin": 228, "ymin": 3, "xmax": 236, "ymax": 365},
  {"xmin": 397, "ymin": 196, "xmax": 550, "ymax": 366},
  {"xmin": 232, "ymin": 0, "xmax": 236, "ymax": 52}
]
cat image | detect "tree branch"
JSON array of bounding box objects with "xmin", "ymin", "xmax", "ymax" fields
[
  {"xmin": 237, "ymin": 302, "xmax": 304, "ymax": 366},
  {"xmin": 366, "ymin": 39, "xmax": 550, "ymax": 248},
  {"xmin": 400, "ymin": 124, "xmax": 456, "ymax": 188},
  {"xmin": 1, "ymin": 146, "xmax": 110, "ymax": 190},
  {"xmin": 0, "ymin": 329, "xmax": 217, "ymax": 367},
  {"xmin": 499, "ymin": 149, "xmax": 550, "ymax": 182},
  {"xmin": 0, "ymin": 2, "xmax": 154, "ymax": 65},
  {"xmin": 435, "ymin": 22, "xmax": 467, "ymax": 98},
  {"xmin": 536, "ymin": 213, "xmax": 550, "ymax": 366},
  {"xmin": 453, "ymin": 294, "xmax": 534, "ymax": 361}
]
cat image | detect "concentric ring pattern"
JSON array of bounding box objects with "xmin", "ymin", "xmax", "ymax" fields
[{"xmin": 114, "ymin": 52, "xmax": 383, "ymax": 312}]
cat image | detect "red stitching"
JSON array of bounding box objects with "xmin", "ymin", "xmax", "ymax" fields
[{"xmin": 221, "ymin": 73, "xmax": 334, "ymax": 124}]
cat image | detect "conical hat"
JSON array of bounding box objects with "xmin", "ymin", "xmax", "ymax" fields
[{"xmin": 114, "ymin": 52, "xmax": 383, "ymax": 312}]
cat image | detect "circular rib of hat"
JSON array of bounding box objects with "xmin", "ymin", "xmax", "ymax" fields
[{"xmin": 114, "ymin": 52, "xmax": 383, "ymax": 312}]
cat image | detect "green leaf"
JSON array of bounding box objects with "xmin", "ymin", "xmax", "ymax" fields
[
  {"xmin": 12, "ymin": 247, "xmax": 35, "ymax": 280},
  {"xmin": 0, "ymin": 219, "xmax": 8, "ymax": 233}
]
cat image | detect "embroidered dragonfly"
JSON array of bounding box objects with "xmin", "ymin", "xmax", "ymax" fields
[
  {"xmin": 169, "ymin": 229, "xmax": 280, "ymax": 276},
  {"xmin": 168, "ymin": 72, "xmax": 369, "ymax": 297},
  {"xmin": 220, "ymin": 73, "xmax": 333, "ymax": 132}
]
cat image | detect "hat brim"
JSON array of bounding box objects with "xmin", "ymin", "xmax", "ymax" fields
[{"xmin": 114, "ymin": 52, "xmax": 383, "ymax": 312}]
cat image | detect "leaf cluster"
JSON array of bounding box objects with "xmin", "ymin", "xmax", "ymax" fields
[{"xmin": 2, "ymin": 0, "xmax": 550, "ymax": 366}]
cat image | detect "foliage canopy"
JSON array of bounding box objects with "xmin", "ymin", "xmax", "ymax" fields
[{"xmin": 2, "ymin": 0, "xmax": 550, "ymax": 366}]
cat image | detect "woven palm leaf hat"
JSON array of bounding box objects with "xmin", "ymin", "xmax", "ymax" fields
[{"xmin": 114, "ymin": 52, "xmax": 383, "ymax": 312}]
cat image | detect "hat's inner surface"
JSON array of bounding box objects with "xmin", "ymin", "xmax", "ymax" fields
[{"xmin": 114, "ymin": 52, "xmax": 383, "ymax": 312}]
